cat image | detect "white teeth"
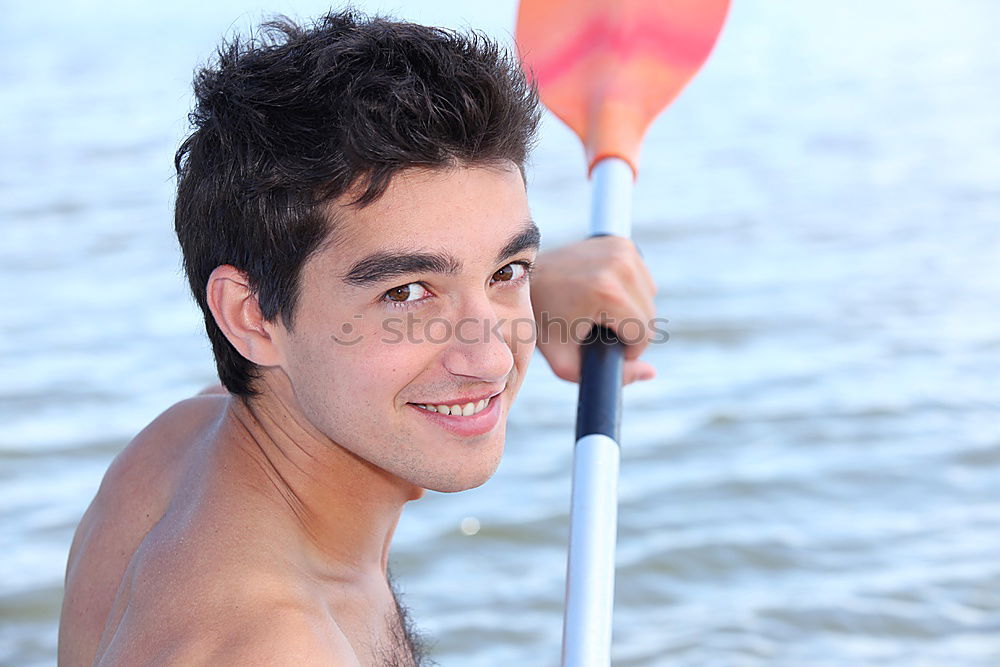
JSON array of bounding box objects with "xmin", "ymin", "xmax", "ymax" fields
[{"xmin": 416, "ymin": 397, "xmax": 492, "ymax": 417}]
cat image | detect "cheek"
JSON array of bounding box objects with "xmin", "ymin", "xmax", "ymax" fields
[
  {"xmin": 344, "ymin": 319, "xmax": 438, "ymax": 385},
  {"xmin": 509, "ymin": 309, "xmax": 537, "ymax": 353},
  {"xmin": 287, "ymin": 338, "xmax": 407, "ymax": 446},
  {"xmin": 503, "ymin": 297, "xmax": 537, "ymax": 363},
  {"xmin": 284, "ymin": 318, "xmax": 381, "ymax": 402}
]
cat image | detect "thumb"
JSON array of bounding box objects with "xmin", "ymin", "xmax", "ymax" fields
[
  {"xmin": 622, "ymin": 359, "xmax": 656, "ymax": 386},
  {"xmin": 538, "ymin": 342, "xmax": 582, "ymax": 383}
]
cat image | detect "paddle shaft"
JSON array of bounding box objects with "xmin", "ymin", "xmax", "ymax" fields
[{"xmin": 563, "ymin": 157, "xmax": 633, "ymax": 667}]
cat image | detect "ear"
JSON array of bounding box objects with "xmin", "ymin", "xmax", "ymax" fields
[{"xmin": 205, "ymin": 265, "xmax": 284, "ymax": 367}]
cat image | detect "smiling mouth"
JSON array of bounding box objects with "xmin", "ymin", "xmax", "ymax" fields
[
  {"xmin": 412, "ymin": 398, "xmax": 490, "ymax": 417},
  {"xmin": 408, "ymin": 389, "xmax": 502, "ymax": 417}
]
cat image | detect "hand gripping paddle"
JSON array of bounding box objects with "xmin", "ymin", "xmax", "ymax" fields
[{"xmin": 515, "ymin": 2, "xmax": 730, "ymax": 664}]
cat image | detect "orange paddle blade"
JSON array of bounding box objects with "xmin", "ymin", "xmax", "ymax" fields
[{"xmin": 516, "ymin": 0, "xmax": 729, "ymax": 174}]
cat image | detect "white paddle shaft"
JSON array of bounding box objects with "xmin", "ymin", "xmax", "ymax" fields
[
  {"xmin": 561, "ymin": 156, "xmax": 634, "ymax": 667},
  {"xmin": 589, "ymin": 157, "xmax": 634, "ymax": 237},
  {"xmin": 561, "ymin": 434, "xmax": 622, "ymax": 667}
]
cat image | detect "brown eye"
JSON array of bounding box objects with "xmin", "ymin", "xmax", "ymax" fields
[
  {"xmin": 383, "ymin": 282, "xmax": 428, "ymax": 305},
  {"xmin": 493, "ymin": 265, "xmax": 514, "ymax": 282},
  {"xmin": 491, "ymin": 262, "xmax": 527, "ymax": 284},
  {"xmin": 386, "ymin": 285, "xmax": 411, "ymax": 302}
]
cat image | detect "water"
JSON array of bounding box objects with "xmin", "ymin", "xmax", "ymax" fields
[{"xmin": 2, "ymin": 1, "xmax": 999, "ymax": 665}]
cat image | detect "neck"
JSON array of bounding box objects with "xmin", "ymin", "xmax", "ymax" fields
[{"xmin": 216, "ymin": 375, "xmax": 424, "ymax": 579}]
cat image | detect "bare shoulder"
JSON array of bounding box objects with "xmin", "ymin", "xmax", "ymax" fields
[
  {"xmin": 60, "ymin": 390, "xmax": 231, "ymax": 666},
  {"xmin": 96, "ymin": 390, "xmax": 227, "ymax": 496},
  {"xmin": 110, "ymin": 389, "xmax": 229, "ymax": 476},
  {"xmin": 94, "ymin": 526, "xmax": 361, "ymax": 666},
  {"xmin": 97, "ymin": 593, "xmax": 359, "ymax": 666},
  {"xmin": 200, "ymin": 609, "xmax": 361, "ymax": 666},
  {"xmin": 66, "ymin": 391, "xmax": 228, "ymax": 571}
]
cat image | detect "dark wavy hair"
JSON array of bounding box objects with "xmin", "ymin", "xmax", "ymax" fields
[{"xmin": 174, "ymin": 10, "xmax": 540, "ymax": 397}]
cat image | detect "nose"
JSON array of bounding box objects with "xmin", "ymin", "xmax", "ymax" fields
[{"xmin": 440, "ymin": 296, "xmax": 515, "ymax": 382}]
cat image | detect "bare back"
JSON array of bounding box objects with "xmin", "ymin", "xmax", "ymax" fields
[{"xmin": 58, "ymin": 393, "xmax": 426, "ymax": 666}]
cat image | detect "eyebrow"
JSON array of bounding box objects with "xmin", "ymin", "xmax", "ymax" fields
[
  {"xmin": 494, "ymin": 221, "xmax": 541, "ymax": 266},
  {"xmin": 342, "ymin": 251, "xmax": 461, "ymax": 287},
  {"xmin": 342, "ymin": 220, "xmax": 541, "ymax": 287}
]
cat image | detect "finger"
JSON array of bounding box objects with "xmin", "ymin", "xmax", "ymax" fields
[
  {"xmin": 631, "ymin": 242, "xmax": 658, "ymax": 301},
  {"xmin": 622, "ymin": 359, "xmax": 657, "ymax": 386},
  {"xmin": 624, "ymin": 258, "xmax": 657, "ymax": 321},
  {"xmin": 611, "ymin": 256, "xmax": 658, "ymax": 359},
  {"xmin": 537, "ymin": 341, "xmax": 581, "ymax": 383},
  {"xmin": 601, "ymin": 249, "xmax": 657, "ymax": 332},
  {"xmin": 595, "ymin": 288, "xmax": 652, "ymax": 360},
  {"xmin": 614, "ymin": 238, "xmax": 658, "ymax": 317}
]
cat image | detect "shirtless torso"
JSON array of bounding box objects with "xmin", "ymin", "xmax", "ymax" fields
[
  {"xmin": 58, "ymin": 391, "xmax": 426, "ymax": 666},
  {"xmin": 54, "ymin": 8, "xmax": 661, "ymax": 664}
]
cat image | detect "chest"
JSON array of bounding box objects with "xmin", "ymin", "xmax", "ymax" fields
[{"xmin": 335, "ymin": 586, "xmax": 424, "ymax": 667}]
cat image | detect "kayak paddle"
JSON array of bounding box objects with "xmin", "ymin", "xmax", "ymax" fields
[{"xmin": 515, "ymin": 1, "xmax": 730, "ymax": 664}]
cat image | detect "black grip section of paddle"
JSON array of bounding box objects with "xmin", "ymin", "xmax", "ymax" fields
[{"xmin": 576, "ymin": 325, "xmax": 625, "ymax": 442}]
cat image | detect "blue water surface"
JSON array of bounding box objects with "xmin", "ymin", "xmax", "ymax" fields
[{"xmin": 1, "ymin": 1, "xmax": 998, "ymax": 665}]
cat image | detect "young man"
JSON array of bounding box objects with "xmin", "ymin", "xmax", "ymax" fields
[{"xmin": 59, "ymin": 11, "xmax": 656, "ymax": 666}]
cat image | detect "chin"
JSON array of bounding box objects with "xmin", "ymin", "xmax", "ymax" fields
[
  {"xmin": 418, "ymin": 451, "xmax": 503, "ymax": 494},
  {"xmin": 426, "ymin": 475, "xmax": 490, "ymax": 494}
]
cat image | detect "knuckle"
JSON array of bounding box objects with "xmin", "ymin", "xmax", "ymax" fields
[
  {"xmin": 593, "ymin": 274, "xmax": 625, "ymax": 304},
  {"xmin": 591, "ymin": 268, "xmax": 615, "ymax": 292},
  {"xmin": 615, "ymin": 319, "xmax": 648, "ymax": 346},
  {"xmin": 609, "ymin": 243, "xmax": 633, "ymax": 270}
]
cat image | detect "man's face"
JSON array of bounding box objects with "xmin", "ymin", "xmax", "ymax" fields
[{"xmin": 272, "ymin": 164, "xmax": 538, "ymax": 492}]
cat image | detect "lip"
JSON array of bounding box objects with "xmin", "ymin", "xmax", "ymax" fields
[
  {"xmin": 408, "ymin": 391, "xmax": 503, "ymax": 437},
  {"xmin": 411, "ymin": 388, "xmax": 503, "ymax": 407}
]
